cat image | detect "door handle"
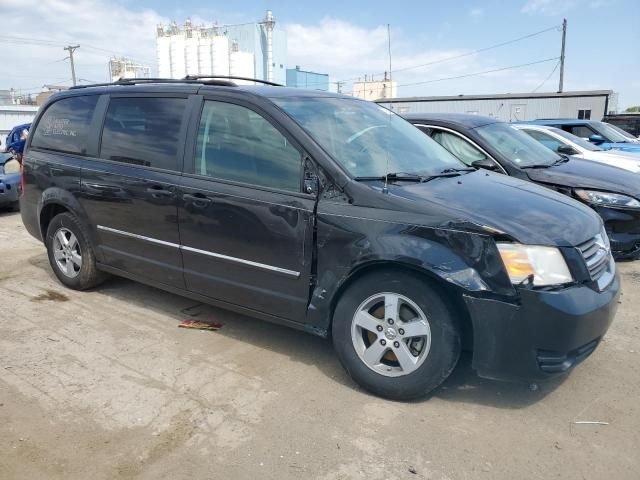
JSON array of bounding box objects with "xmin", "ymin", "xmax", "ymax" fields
[
  {"xmin": 183, "ymin": 193, "xmax": 212, "ymax": 206},
  {"xmin": 146, "ymin": 185, "xmax": 174, "ymax": 197}
]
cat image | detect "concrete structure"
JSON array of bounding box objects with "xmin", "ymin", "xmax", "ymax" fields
[
  {"xmin": 156, "ymin": 11, "xmax": 286, "ymax": 85},
  {"xmin": 109, "ymin": 57, "xmax": 151, "ymax": 82},
  {"xmin": 377, "ymin": 90, "xmax": 617, "ymax": 122},
  {"xmin": 352, "ymin": 77, "xmax": 397, "ymax": 101},
  {"xmin": 286, "ymin": 66, "xmax": 329, "ymax": 91},
  {"xmin": 0, "ymin": 105, "xmax": 39, "ymax": 150}
]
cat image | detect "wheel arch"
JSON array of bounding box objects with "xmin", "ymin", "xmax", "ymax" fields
[
  {"xmin": 38, "ymin": 188, "xmax": 103, "ymax": 262},
  {"xmin": 327, "ymin": 261, "xmax": 474, "ymax": 351}
]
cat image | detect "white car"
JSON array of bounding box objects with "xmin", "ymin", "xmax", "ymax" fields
[{"xmin": 515, "ymin": 124, "xmax": 640, "ymax": 173}]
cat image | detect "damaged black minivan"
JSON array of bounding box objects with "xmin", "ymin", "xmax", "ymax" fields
[{"xmin": 20, "ymin": 78, "xmax": 619, "ymax": 400}]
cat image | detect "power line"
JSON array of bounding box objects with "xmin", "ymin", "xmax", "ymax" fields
[
  {"xmin": 0, "ymin": 35, "xmax": 155, "ymax": 64},
  {"xmin": 343, "ymin": 57, "xmax": 560, "ymax": 94},
  {"xmin": 396, "ymin": 57, "xmax": 560, "ymax": 88},
  {"xmin": 532, "ymin": 60, "xmax": 560, "ymax": 93},
  {"xmin": 337, "ymin": 23, "xmax": 561, "ymax": 84}
]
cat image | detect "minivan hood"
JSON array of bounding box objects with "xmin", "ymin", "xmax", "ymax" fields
[
  {"xmin": 525, "ymin": 158, "xmax": 640, "ymax": 198},
  {"xmin": 388, "ymin": 170, "xmax": 600, "ymax": 246}
]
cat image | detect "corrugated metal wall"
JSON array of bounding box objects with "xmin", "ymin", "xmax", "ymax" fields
[
  {"xmin": 0, "ymin": 106, "xmax": 39, "ymax": 150},
  {"xmin": 378, "ymin": 95, "xmax": 609, "ymax": 121}
]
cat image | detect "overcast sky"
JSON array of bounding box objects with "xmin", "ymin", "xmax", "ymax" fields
[{"xmin": 2, "ymin": 0, "xmax": 639, "ymax": 109}]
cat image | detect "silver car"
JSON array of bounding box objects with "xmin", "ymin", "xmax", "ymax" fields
[{"xmin": 515, "ymin": 124, "xmax": 640, "ymax": 173}]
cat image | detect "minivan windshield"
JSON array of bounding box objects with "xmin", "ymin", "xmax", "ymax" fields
[
  {"xmin": 273, "ymin": 97, "xmax": 466, "ymax": 177},
  {"xmin": 476, "ymin": 122, "xmax": 561, "ymax": 167}
]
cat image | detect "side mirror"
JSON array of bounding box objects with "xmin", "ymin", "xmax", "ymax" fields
[
  {"xmin": 557, "ymin": 144, "xmax": 579, "ymax": 155},
  {"xmin": 303, "ymin": 173, "xmax": 319, "ymax": 195},
  {"xmin": 471, "ymin": 158, "xmax": 499, "ymax": 171},
  {"xmin": 589, "ymin": 134, "xmax": 605, "ymax": 145}
]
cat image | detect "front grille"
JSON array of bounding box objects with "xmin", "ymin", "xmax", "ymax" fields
[
  {"xmin": 577, "ymin": 232, "xmax": 612, "ymax": 283},
  {"xmin": 537, "ymin": 338, "xmax": 600, "ymax": 373}
]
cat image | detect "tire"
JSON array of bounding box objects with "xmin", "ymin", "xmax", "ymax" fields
[
  {"xmin": 9, "ymin": 201, "xmax": 20, "ymax": 212},
  {"xmin": 332, "ymin": 270, "xmax": 461, "ymax": 400},
  {"xmin": 45, "ymin": 212, "xmax": 107, "ymax": 290}
]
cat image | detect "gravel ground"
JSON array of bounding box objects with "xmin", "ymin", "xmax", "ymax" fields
[{"xmin": 0, "ymin": 208, "xmax": 639, "ymax": 480}]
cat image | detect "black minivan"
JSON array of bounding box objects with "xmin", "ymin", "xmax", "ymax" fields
[{"xmin": 20, "ymin": 78, "xmax": 619, "ymax": 400}]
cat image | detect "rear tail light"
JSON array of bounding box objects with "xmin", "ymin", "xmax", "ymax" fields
[{"xmin": 20, "ymin": 159, "xmax": 24, "ymax": 196}]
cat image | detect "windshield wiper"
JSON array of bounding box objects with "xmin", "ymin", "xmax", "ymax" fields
[
  {"xmin": 354, "ymin": 172, "xmax": 424, "ymax": 182},
  {"xmin": 439, "ymin": 167, "xmax": 476, "ymax": 173},
  {"xmin": 420, "ymin": 167, "xmax": 475, "ymax": 182},
  {"xmin": 551, "ymin": 156, "xmax": 570, "ymax": 166}
]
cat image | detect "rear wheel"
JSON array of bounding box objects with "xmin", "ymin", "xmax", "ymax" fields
[
  {"xmin": 45, "ymin": 212, "xmax": 106, "ymax": 290},
  {"xmin": 332, "ymin": 270, "xmax": 461, "ymax": 400}
]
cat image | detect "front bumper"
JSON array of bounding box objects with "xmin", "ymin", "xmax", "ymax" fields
[
  {"xmin": 0, "ymin": 174, "xmax": 20, "ymax": 205},
  {"xmin": 596, "ymin": 206, "xmax": 640, "ymax": 259},
  {"xmin": 464, "ymin": 273, "xmax": 620, "ymax": 382}
]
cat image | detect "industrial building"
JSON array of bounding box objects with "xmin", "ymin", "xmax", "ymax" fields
[
  {"xmin": 0, "ymin": 105, "xmax": 39, "ymax": 150},
  {"xmin": 286, "ymin": 66, "xmax": 329, "ymax": 91},
  {"xmin": 377, "ymin": 90, "xmax": 617, "ymax": 122},
  {"xmin": 352, "ymin": 76, "xmax": 397, "ymax": 101},
  {"xmin": 156, "ymin": 10, "xmax": 286, "ymax": 84},
  {"xmin": 109, "ymin": 57, "xmax": 151, "ymax": 82}
]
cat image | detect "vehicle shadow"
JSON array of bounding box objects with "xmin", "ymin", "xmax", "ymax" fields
[
  {"xmin": 28, "ymin": 254, "xmax": 565, "ymax": 408},
  {"xmin": 0, "ymin": 207, "xmax": 19, "ymax": 217}
]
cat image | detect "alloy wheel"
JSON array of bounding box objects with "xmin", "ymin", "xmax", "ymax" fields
[{"xmin": 351, "ymin": 292, "xmax": 431, "ymax": 377}]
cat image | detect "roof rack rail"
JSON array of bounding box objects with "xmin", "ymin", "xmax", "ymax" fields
[
  {"xmin": 183, "ymin": 75, "xmax": 283, "ymax": 87},
  {"xmin": 69, "ymin": 77, "xmax": 237, "ymax": 90}
]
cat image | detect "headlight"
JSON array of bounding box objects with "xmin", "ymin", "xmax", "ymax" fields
[
  {"xmin": 497, "ymin": 243, "xmax": 572, "ymax": 286},
  {"xmin": 575, "ymin": 189, "xmax": 640, "ymax": 209},
  {"xmin": 2, "ymin": 159, "xmax": 20, "ymax": 174}
]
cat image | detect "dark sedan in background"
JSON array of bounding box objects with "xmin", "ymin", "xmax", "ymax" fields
[{"xmin": 405, "ymin": 113, "xmax": 640, "ymax": 259}]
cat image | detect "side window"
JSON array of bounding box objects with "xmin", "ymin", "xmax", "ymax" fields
[
  {"xmin": 31, "ymin": 95, "xmax": 99, "ymax": 155},
  {"xmin": 431, "ymin": 130, "xmax": 486, "ymax": 166},
  {"xmin": 566, "ymin": 125, "xmax": 594, "ymax": 139},
  {"xmin": 195, "ymin": 101, "xmax": 301, "ymax": 192},
  {"xmin": 100, "ymin": 97, "xmax": 186, "ymax": 170},
  {"xmin": 524, "ymin": 129, "xmax": 564, "ymax": 152}
]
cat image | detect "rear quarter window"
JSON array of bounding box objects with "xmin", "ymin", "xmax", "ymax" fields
[{"xmin": 31, "ymin": 95, "xmax": 99, "ymax": 155}]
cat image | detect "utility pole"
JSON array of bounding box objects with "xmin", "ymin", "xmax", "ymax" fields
[
  {"xmin": 558, "ymin": 19, "xmax": 566, "ymax": 93},
  {"xmin": 64, "ymin": 45, "xmax": 80, "ymax": 86},
  {"xmin": 387, "ymin": 24, "xmax": 392, "ymax": 83}
]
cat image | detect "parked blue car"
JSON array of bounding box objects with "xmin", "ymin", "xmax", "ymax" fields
[
  {"xmin": 522, "ymin": 119, "xmax": 640, "ymax": 153},
  {"xmin": 0, "ymin": 152, "xmax": 21, "ymax": 210},
  {"xmin": 5, "ymin": 123, "xmax": 31, "ymax": 158}
]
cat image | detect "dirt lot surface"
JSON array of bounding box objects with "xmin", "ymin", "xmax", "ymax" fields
[{"xmin": 0, "ymin": 209, "xmax": 639, "ymax": 480}]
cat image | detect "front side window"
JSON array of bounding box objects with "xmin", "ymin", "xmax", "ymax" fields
[
  {"xmin": 100, "ymin": 97, "xmax": 186, "ymax": 170},
  {"xmin": 431, "ymin": 130, "xmax": 486, "ymax": 166},
  {"xmin": 475, "ymin": 123, "xmax": 561, "ymax": 167},
  {"xmin": 523, "ymin": 129, "xmax": 565, "ymax": 152},
  {"xmin": 273, "ymin": 96, "xmax": 464, "ymax": 177},
  {"xmin": 31, "ymin": 95, "xmax": 98, "ymax": 155},
  {"xmin": 551, "ymin": 127, "xmax": 602, "ymax": 151},
  {"xmin": 195, "ymin": 101, "xmax": 301, "ymax": 192},
  {"xmin": 565, "ymin": 125, "xmax": 595, "ymax": 139}
]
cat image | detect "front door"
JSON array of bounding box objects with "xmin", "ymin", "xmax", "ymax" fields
[
  {"xmin": 79, "ymin": 95, "xmax": 189, "ymax": 288},
  {"xmin": 178, "ymin": 98, "xmax": 316, "ymax": 321}
]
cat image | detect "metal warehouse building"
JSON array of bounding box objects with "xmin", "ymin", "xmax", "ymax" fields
[
  {"xmin": 377, "ymin": 90, "xmax": 616, "ymax": 122},
  {"xmin": 0, "ymin": 105, "xmax": 39, "ymax": 151}
]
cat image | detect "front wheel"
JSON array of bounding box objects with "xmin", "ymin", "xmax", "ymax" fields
[{"xmin": 332, "ymin": 270, "xmax": 461, "ymax": 400}]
